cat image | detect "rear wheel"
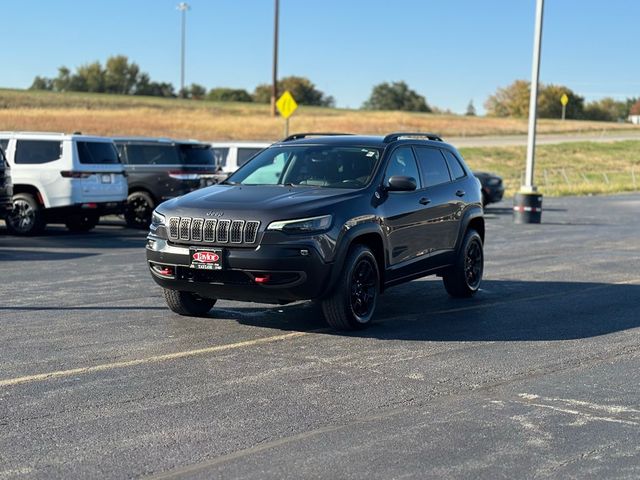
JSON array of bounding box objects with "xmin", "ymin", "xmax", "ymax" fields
[
  {"xmin": 6, "ymin": 193, "xmax": 46, "ymax": 235},
  {"xmin": 125, "ymin": 191, "xmax": 155, "ymax": 228},
  {"xmin": 163, "ymin": 289, "xmax": 217, "ymax": 317},
  {"xmin": 65, "ymin": 213, "xmax": 99, "ymax": 232},
  {"xmin": 442, "ymin": 229, "xmax": 483, "ymax": 298},
  {"xmin": 321, "ymin": 245, "xmax": 379, "ymax": 330}
]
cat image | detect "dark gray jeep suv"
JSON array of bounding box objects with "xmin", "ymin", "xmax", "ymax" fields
[{"xmin": 146, "ymin": 132, "xmax": 485, "ymax": 330}]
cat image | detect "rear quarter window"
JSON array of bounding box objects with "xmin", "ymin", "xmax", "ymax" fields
[
  {"xmin": 443, "ymin": 150, "xmax": 466, "ymax": 180},
  {"xmin": 77, "ymin": 141, "xmax": 120, "ymax": 164},
  {"xmin": 15, "ymin": 140, "xmax": 62, "ymax": 164},
  {"xmin": 413, "ymin": 146, "xmax": 452, "ymax": 187}
]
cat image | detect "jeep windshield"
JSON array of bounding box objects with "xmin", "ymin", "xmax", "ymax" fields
[{"xmin": 226, "ymin": 146, "xmax": 381, "ymax": 189}]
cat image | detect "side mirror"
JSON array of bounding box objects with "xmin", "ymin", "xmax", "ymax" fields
[{"xmin": 386, "ymin": 175, "xmax": 417, "ymax": 192}]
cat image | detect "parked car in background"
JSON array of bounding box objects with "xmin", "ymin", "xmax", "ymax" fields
[
  {"xmin": 0, "ymin": 132, "xmax": 127, "ymax": 235},
  {"xmin": 210, "ymin": 142, "xmax": 270, "ymax": 179},
  {"xmin": 0, "ymin": 145, "xmax": 13, "ymax": 220},
  {"xmin": 114, "ymin": 137, "xmax": 219, "ymax": 228},
  {"xmin": 474, "ymin": 171, "xmax": 504, "ymax": 206}
]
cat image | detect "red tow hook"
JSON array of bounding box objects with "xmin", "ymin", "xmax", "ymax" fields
[{"xmin": 254, "ymin": 274, "xmax": 271, "ymax": 284}]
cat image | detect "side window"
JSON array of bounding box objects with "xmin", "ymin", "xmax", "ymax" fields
[
  {"xmin": 443, "ymin": 150, "xmax": 466, "ymax": 180},
  {"xmin": 125, "ymin": 144, "xmax": 180, "ymax": 165},
  {"xmin": 237, "ymin": 148, "xmax": 263, "ymax": 167},
  {"xmin": 115, "ymin": 143, "xmax": 127, "ymax": 163},
  {"xmin": 15, "ymin": 140, "xmax": 62, "ymax": 164},
  {"xmin": 414, "ymin": 146, "xmax": 452, "ymax": 187},
  {"xmin": 385, "ymin": 146, "xmax": 421, "ymax": 188},
  {"xmin": 211, "ymin": 147, "xmax": 229, "ymax": 167}
]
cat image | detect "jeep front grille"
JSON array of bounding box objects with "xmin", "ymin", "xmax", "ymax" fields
[{"xmin": 167, "ymin": 216, "xmax": 260, "ymax": 245}]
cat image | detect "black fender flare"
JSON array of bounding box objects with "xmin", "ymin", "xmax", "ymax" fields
[
  {"xmin": 322, "ymin": 221, "xmax": 388, "ymax": 298},
  {"xmin": 453, "ymin": 205, "xmax": 484, "ymax": 253}
]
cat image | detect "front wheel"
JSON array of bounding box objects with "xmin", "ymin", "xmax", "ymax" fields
[
  {"xmin": 321, "ymin": 245, "xmax": 380, "ymax": 330},
  {"xmin": 6, "ymin": 193, "xmax": 46, "ymax": 235},
  {"xmin": 442, "ymin": 229, "xmax": 484, "ymax": 298},
  {"xmin": 163, "ymin": 289, "xmax": 217, "ymax": 317}
]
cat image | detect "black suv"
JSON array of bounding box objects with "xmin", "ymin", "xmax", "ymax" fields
[
  {"xmin": 0, "ymin": 146, "xmax": 12, "ymax": 220},
  {"xmin": 114, "ymin": 137, "xmax": 219, "ymax": 227},
  {"xmin": 146, "ymin": 133, "xmax": 485, "ymax": 330}
]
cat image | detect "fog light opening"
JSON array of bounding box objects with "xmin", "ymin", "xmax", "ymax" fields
[{"xmin": 254, "ymin": 274, "xmax": 271, "ymax": 284}]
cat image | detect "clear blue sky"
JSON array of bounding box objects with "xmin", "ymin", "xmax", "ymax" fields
[{"xmin": 3, "ymin": 0, "xmax": 639, "ymax": 113}]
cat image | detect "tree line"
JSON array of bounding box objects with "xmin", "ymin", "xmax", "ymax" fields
[
  {"xmin": 29, "ymin": 55, "xmax": 639, "ymax": 121},
  {"xmin": 485, "ymin": 80, "xmax": 639, "ymax": 122}
]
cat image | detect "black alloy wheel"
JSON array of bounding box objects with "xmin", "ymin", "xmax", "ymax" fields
[
  {"xmin": 349, "ymin": 255, "xmax": 378, "ymax": 320},
  {"xmin": 6, "ymin": 193, "xmax": 45, "ymax": 235},
  {"xmin": 125, "ymin": 191, "xmax": 155, "ymax": 228},
  {"xmin": 442, "ymin": 229, "xmax": 483, "ymax": 298},
  {"xmin": 321, "ymin": 245, "xmax": 380, "ymax": 330}
]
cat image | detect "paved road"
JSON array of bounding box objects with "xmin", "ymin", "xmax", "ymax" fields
[
  {"xmin": 1, "ymin": 195, "xmax": 639, "ymax": 479},
  {"xmin": 449, "ymin": 130, "xmax": 640, "ymax": 147}
]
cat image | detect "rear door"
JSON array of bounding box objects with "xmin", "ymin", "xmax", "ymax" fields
[
  {"xmin": 13, "ymin": 139, "xmax": 64, "ymax": 207},
  {"xmin": 74, "ymin": 140, "xmax": 127, "ymax": 202},
  {"xmin": 413, "ymin": 146, "xmax": 460, "ymax": 252}
]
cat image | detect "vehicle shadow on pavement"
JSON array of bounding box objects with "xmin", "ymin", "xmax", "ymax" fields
[
  {"xmin": 0, "ymin": 225, "xmax": 147, "ymax": 250},
  {"xmin": 226, "ymin": 279, "xmax": 640, "ymax": 342},
  {"xmin": 0, "ymin": 249, "xmax": 99, "ymax": 261}
]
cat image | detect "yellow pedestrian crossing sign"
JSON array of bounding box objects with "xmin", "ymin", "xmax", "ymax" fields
[
  {"xmin": 560, "ymin": 94, "xmax": 569, "ymax": 106},
  {"xmin": 276, "ymin": 91, "xmax": 298, "ymax": 119}
]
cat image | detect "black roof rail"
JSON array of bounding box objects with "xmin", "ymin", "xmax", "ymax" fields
[
  {"xmin": 281, "ymin": 132, "xmax": 353, "ymax": 142},
  {"xmin": 383, "ymin": 132, "xmax": 443, "ymax": 143}
]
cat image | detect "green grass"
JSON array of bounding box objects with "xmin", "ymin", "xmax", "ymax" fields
[{"xmin": 460, "ymin": 141, "xmax": 640, "ymax": 197}]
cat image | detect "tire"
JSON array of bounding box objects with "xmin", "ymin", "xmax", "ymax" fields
[
  {"xmin": 65, "ymin": 213, "xmax": 99, "ymax": 232},
  {"xmin": 321, "ymin": 244, "xmax": 380, "ymax": 330},
  {"xmin": 163, "ymin": 289, "xmax": 217, "ymax": 317},
  {"xmin": 6, "ymin": 193, "xmax": 46, "ymax": 235},
  {"xmin": 442, "ymin": 229, "xmax": 484, "ymax": 298},
  {"xmin": 125, "ymin": 191, "xmax": 155, "ymax": 228}
]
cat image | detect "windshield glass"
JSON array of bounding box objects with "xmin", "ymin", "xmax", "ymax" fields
[
  {"xmin": 179, "ymin": 144, "xmax": 215, "ymax": 165},
  {"xmin": 227, "ymin": 146, "xmax": 381, "ymax": 189}
]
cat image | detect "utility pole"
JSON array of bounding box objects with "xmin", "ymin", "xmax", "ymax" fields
[
  {"xmin": 271, "ymin": 0, "xmax": 279, "ymax": 117},
  {"xmin": 514, "ymin": 0, "xmax": 544, "ymax": 224},
  {"xmin": 177, "ymin": 2, "xmax": 190, "ymax": 98}
]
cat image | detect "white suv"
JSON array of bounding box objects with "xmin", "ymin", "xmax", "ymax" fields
[
  {"xmin": 0, "ymin": 132, "xmax": 127, "ymax": 235},
  {"xmin": 209, "ymin": 141, "xmax": 270, "ymax": 180}
]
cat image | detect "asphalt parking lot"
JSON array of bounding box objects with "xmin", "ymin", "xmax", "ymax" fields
[{"xmin": 1, "ymin": 194, "xmax": 640, "ymax": 479}]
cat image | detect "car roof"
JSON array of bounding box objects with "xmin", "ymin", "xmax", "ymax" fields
[
  {"xmin": 0, "ymin": 131, "xmax": 113, "ymax": 142},
  {"xmin": 209, "ymin": 141, "xmax": 272, "ymax": 148},
  {"xmin": 113, "ymin": 136, "xmax": 207, "ymax": 145},
  {"xmin": 271, "ymin": 134, "xmax": 455, "ymax": 151}
]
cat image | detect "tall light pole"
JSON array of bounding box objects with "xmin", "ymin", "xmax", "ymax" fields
[
  {"xmin": 271, "ymin": 0, "xmax": 279, "ymax": 117},
  {"xmin": 514, "ymin": 0, "xmax": 544, "ymax": 224},
  {"xmin": 177, "ymin": 2, "xmax": 190, "ymax": 98}
]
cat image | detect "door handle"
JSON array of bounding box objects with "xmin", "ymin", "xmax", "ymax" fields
[
  {"xmin": 419, "ymin": 197, "xmax": 431, "ymax": 205},
  {"xmin": 455, "ymin": 190, "xmax": 465, "ymax": 197}
]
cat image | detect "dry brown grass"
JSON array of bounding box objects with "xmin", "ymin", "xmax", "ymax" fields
[{"xmin": 0, "ymin": 88, "xmax": 638, "ymax": 141}]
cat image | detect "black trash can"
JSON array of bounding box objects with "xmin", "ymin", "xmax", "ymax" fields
[{"xmin": 513, "ymin": 192, "xmax": 543, "ymax": 224}]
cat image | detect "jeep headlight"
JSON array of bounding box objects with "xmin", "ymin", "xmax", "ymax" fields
[
  {"xmin": 151, "ymin": 210, "xmax": 166, "ymax": 227},
  {"xmin": 267, "ymin": 214, "xmax": 332, "ymax": 233}
]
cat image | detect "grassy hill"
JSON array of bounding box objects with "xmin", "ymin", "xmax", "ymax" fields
[{"xmin": 1, "ymin": 88, "xmax": 637, "ymax": 141}]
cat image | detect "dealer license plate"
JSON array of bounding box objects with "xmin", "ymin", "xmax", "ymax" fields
[{"xmin": 189, "ymin": 248, "xmax": 223, "ymax": 270}]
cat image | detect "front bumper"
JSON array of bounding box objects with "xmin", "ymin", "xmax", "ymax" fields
[{"xmin": 145, "ymin": 236, "xmax": 334, "ymax": 304}]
